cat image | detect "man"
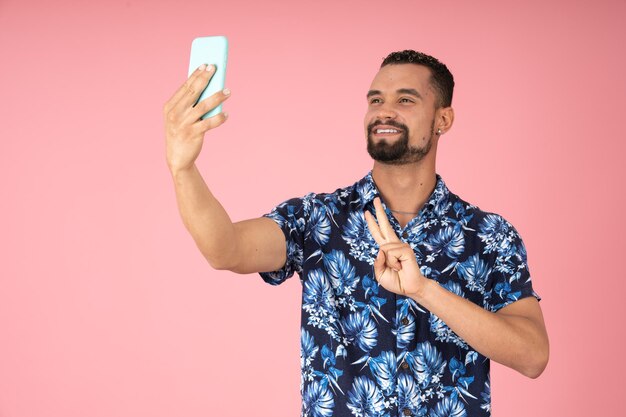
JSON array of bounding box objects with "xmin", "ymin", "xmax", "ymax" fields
[{"xmin": 163, "ymin": 50, "xmax": 549, "ymax": 417}]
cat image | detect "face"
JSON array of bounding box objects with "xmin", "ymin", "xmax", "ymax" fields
[{"xmin": 365, "ymin": 64, "xmax": 440, "ymax": 165}]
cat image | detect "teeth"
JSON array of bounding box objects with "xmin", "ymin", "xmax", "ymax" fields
[{"xmin": 376, "ymin": 128, "xmax": 399, "ymax": 133}]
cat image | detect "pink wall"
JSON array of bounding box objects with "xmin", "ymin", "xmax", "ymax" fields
[{"xmin": 1, "ymin": 0, "xmax": 624, "ymax": 415}]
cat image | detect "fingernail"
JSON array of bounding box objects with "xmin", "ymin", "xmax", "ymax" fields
[
  {"xmin": 198, "ymin": 64, "xmax": 207, "ymax": 71},
  {"xmin": 206, "ymin": 64, "xmax": 215, "ymax": 72},
  {"xmin": 223, "ymin": 88, "xmax": 231, "ymax": 96}
]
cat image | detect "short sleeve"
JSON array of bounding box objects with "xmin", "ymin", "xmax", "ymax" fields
[
  {"xmin": 480, "ymin": 214, "xmax": 541, "ymax": 312},
  {"xmin": 258, "ymin": 195, "xmax": 310, "ymax": 285}
]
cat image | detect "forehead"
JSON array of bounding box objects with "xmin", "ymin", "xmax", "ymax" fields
[{"xmin": 369, "ymin": 64, "xmax": 434, "ymax": 97}]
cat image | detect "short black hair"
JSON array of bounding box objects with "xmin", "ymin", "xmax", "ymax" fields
[{"xmin": 381, "ymin": 50, "xmax": 454, "ymax": 108}]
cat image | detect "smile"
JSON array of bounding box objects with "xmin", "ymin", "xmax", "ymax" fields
[{"xmin": 370, "ymin": 124, "xmax": 405, "ymax": 135}]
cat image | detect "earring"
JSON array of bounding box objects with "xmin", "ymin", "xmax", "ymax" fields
[{"xmin": 436, "ymin": 129, "xmax": 442, "ymax": 135}]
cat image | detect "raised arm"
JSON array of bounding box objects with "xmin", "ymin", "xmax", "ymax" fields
[{"xmin": 163, "ymin": 64, "xmax": 286, "ymax": 274}]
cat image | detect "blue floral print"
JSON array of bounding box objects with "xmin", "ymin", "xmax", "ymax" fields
[
  {"xmin": 260, "ymin": 171, "xmax": 540, "ymax": 416},
  {"xmin": 347, "ymin": 376, "xmax": 385, "ymax": 417},
  {"xmin": 303, "ymin": 380, "xmax": 335, "ymax": 417}
]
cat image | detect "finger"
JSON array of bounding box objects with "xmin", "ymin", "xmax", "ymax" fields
[
  {"xmin": 374, "ymin": 250, "xmax": 403, "ymax": 294},
  {"xmin": 193, "ymin": 111, "xmax": 229, "ymax": 134},
  {"xmin": 378, "ymin": 242, "xmax": 409, "ymax": 251},
  {"xmin": 186, "ymin": 88, "xmax": 231, "ymax": 124},
  {"xmin": 364, "ymin": 210, "xmax": 385, "ymax": 245},
  {"xmin": 383, "ymin": 247, "xmax": 406, "ymax": 272},
  {"xmin": 379, "ymin": 242, "xmax": 415, "ymax": 268},
  {"xmin": 373, "ymin": 250, "xmax": 388, "ymax": 282},
  {"xmin": 164, "ymin": 64, "xmax": 215, "ymax": 115},
  {"xmin": 373, "ymin": 197, "xmax": 400, "ymax": 242},
  {"xmin": 374, "ymin": 249, "xmax": 384, "ymax": 270},
  {"xmin": 175, "ymin": 65, "xmax": 218, "ymax": 111}
]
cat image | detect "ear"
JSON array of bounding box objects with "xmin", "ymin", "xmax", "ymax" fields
[{"xmin": 435, "ymin": 106, "xmax": 455, "ymax": 135}]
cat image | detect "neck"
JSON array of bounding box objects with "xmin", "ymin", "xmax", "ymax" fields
[{"xmin": 371, "ymin": 159, "xmax": 437, "ymax": 219}]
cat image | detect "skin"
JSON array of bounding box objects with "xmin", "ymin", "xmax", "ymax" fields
[{"xmin": 163, "ymin": 61, "xmax": 549, "ymax": 378}]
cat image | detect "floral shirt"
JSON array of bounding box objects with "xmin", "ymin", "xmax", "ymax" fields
[{"xmin": 259, "ymin": 171, "xmax": 540, "ymax": 417}]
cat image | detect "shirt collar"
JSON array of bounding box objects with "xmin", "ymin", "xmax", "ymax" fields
[{"xmin": 356, "ymin": 170, "xmax": 450, "ymax": 219}]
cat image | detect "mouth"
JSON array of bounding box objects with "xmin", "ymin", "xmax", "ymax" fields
[{"xmin": 370, "ymin": 125, "xmax": 404, "ymax": 138}]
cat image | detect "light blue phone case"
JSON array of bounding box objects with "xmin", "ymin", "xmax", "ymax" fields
[{"xmin": 188, "ymin": 36, "xmax": 228, "ymax": 119}]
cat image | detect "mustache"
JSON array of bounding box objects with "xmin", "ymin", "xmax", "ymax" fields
[{"xmin": 367, "ymin": 119, "xmax": 408, "ymax": 134}]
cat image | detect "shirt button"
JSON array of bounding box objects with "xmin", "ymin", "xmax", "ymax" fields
[
  {"xmin": 401, "ymin": 317, "xmax": 410, "ymax": 326},
  {"xmin": 403, "ymin": 409, "xmax": 412, "ymax": 416},
  {"xmin": 401, "ymin": 361, "xmax": 409, "ymax": 370},
  {"xmin": 402, "ymin": 231, "xmax": 409, "ymax": 239}
]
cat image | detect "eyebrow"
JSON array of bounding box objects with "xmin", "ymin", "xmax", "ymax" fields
[{"xmin": 366, "ymin": 88, "xmax": 423, "ymax": 99}]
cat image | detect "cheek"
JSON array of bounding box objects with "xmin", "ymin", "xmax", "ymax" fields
[
  {"xmin": 404, "ymin": 112, "xmax": 429, "ymax": 130},
  {"xmin": 364, "ymin": 108, "xmax": 379, "ymax": 122},
  {"xmin": 363, "ymin": 111, "xmax": 374, "ymax": 130}
]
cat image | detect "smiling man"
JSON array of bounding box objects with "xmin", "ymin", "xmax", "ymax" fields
[{"xmin": 164, "ymin": 50, "xmax": 549, "ymax": 417}]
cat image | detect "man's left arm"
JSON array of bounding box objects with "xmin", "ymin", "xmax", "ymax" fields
[
  {"xmin": 365, "ymin": 197, "xmax": 549, "ymax": 378},
  {"xmin": 414, "ymin": 281, "xmax": 549, "ymax": 378}
]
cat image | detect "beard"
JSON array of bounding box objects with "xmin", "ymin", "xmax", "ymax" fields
[{"xmin": 366, "ymin": 119, "xmax": 434, "ymax": 165}]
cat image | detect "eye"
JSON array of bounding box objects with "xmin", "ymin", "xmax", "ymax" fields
[
  {"xmin": 399, "ymin": 97, "xmax": 414, "ymax": 103},
  {"xmin": 369, "ymin": 98, "xmax": 382, "ymax": 104}
]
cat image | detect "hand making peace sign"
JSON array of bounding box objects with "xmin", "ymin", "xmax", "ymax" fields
[{"xmin": 364, "ymin": 197, "xmax": 428, "ymax": 299}]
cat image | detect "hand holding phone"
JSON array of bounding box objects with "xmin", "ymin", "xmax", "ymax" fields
[
  {"xmin": 188, "ymin": 36, "xmax": 228, "ymax": 119},
  {"xmin": 163, "ymin": 36, "xmax": 230, "ymax": 173}
]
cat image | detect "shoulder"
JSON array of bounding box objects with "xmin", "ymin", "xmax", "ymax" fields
[
  {"xmin": 445, "ymin": 188, "xmax": 527, "ymax": 257},
  {"xmin": 304, "ymin": 175, "xmax": 369, "ymax": 213},
  {"xmin": 445, "ymin": 187, "xmax": 521, "ymax": 232}
]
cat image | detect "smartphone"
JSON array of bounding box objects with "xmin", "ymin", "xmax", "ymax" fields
[{"xmin": 188, "ymin": 36, "xmax": 228, "ymax": 119}]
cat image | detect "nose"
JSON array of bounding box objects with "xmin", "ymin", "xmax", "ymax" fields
[{"xmin": 376, "ymin": 103, "xmax": 397, "ymax": 120}]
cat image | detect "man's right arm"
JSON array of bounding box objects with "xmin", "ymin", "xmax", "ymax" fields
[
  {"xmin": 164, "ymin": 64, "xmax": 286, "ymax": 274},
  {"xmin": 170, "ymin": 165, "xmax": 287, "ymax": 273}
]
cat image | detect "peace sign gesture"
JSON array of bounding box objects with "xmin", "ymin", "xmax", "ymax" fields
[{"xmin": 364, "ymin": 197, "xmax": 427, "ymax": 298}]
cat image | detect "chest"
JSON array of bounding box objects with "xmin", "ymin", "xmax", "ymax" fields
[{"xmin": 300, "ymin": 208, "xmax": 489, "ymax": 309}]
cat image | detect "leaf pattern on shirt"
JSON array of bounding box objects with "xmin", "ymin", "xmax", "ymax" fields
[{"xmin": 260, "ymin": 171, "xmax": 540, "ymax": 417}]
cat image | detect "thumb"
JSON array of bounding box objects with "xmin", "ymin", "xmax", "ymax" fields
[{"xmin": 374, "ymin": 249, "xmax": 386, "ymax": 275}]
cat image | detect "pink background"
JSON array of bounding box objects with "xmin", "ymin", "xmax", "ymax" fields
[{"xmin": 1, "ymin": 0, "xmax": 624, "ymax": 415}]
